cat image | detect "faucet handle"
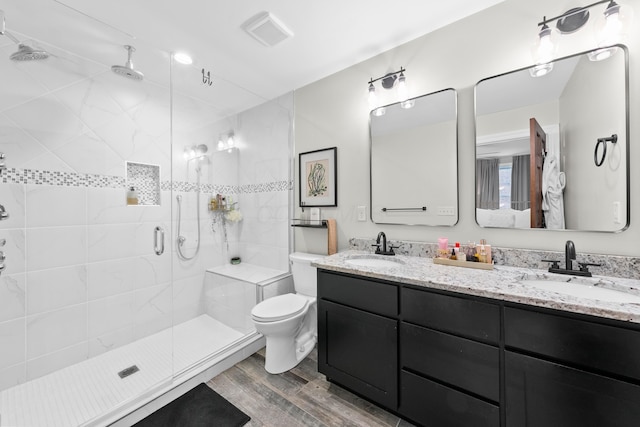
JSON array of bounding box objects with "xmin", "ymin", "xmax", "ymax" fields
[
  {"xmin": 542, "ymin": 259, "xmax": 560, "ymax": 270},
  {"xmin": 578, "ymin": 262, "xmax": 601, "ymax": 273},
  {"xmin": 371, "ymin": 243, "xmax": 381, "ymax": 254}
]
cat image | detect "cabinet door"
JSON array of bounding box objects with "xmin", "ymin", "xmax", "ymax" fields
[
  {"xmin": 318, "ymin": 299, "xmax": 398, "ymax": 409},
  {"xmin": 506, "ymin": 351, "xmax": 640, "ymax": 427}
]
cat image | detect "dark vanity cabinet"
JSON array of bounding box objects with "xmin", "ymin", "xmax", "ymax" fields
[
  {"xmin": 504, "ymin": 307, "xmax": 640, "ymax": 427},
  {"xmin": 318, "ymin": 268, "xmax": 640, "ymax": 427},
  {"xmin": 399, "ymin": 287, "xmax": 500, "ymax": 427},
  {"xmin": 317, "ymin": 270, "xmax": 399, "ymax": 409}
]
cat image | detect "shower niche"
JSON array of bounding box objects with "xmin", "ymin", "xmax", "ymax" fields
[{"xmin": 126, "ymin": 161, "xmax": 161, "ymax": 206}]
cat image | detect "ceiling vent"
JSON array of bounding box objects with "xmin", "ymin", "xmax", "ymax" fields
[{"xmin": 242, "ymin": 12, "xmax": 293, "ymax": 47}]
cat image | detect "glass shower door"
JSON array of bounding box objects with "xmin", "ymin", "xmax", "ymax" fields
[{"xmin": 0, "ymin": 13, "xmax": 175, "ymax": 426}]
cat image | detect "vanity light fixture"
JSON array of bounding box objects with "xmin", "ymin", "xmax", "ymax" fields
[
  {"xmin": 217, "ymin": 132, "xmax": 236, "ymax": 152},
  {"xmin": 531, "ymin": 0, "xmax": 632, "ymax": 76},
  {"xmin": 183, "ymin": 144, "xmax": 208, "ymax": 160},
  {"xmin": 367, "ymin": 67, "xmax": 411, "ymax": 115}
]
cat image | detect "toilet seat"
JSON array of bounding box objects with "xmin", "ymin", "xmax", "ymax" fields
[{"xmin": 251, "ymin": 293, "xmax": 309, "ymax": 322}]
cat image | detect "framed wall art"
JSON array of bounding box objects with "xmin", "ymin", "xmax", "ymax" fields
[{"xmin": 299, "ymin": 147, "xmax": 337, "ymax": 207}]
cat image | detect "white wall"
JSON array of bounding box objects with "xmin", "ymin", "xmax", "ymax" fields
[
  {"xmin": 560, "ymin": 54, "xmax": 627, "ymax": 231},
  {"xmin": 294, "ymin": 0, "xmax": 640, "ymax": 256}
]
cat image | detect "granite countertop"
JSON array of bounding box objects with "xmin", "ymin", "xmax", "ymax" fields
[{"xmin": 312, "ymin": 250, "xmax": 640, "ymax": 324}]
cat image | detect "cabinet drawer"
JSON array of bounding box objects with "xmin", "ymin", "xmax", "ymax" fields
[
  {"xmin": 506, "ymin": 351, "xmax": 640, "ymax": 427},
  {"xmin": 318, "ymin": 270, "xmax": 398, "ymax": 317},
  {"xmin": 400, "ymin": 370, "xmax": 499, "ymax": 427},
  {"xmin": 402, "ymin": 287, "xmax": 500, "ymax": 343},
  {"xmin": 401, "ymin": 323, "xmax": 499, "ymax": 402},
  {"xmin": 505, "ymin": 307, "xmax": 640, "ymax": 382}
]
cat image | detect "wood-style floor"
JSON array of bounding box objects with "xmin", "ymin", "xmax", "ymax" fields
[{"xmin": 207, "ymin": 347, "xmax": 415, "ymax": 427}]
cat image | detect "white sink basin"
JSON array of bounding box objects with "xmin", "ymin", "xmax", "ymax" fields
[
  {"xmin": 522, "ymin": 280, "xmax": 640, "ymax": 304},
  {"xmin": 345, "ymin": 256, "xmax": 404, "ymax": 269}
]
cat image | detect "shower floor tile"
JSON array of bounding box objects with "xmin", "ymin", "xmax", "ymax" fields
[{"xmin": 0, "ymin": 315, "xmax": 244, "ymax": 427}]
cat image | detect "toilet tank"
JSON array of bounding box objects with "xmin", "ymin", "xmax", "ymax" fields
[{"xmin": 289, "ymin": 252, "xmax": 322, "ymax": 297}]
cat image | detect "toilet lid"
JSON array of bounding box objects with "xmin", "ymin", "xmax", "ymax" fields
[{"xmin": 251, "ymin": 293, "xmax": 308, "ymax": 322}]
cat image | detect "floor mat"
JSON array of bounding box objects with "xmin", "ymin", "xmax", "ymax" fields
[{"xmin": 133, "ymin": 383, "xmax": 250, "ymax": 427}]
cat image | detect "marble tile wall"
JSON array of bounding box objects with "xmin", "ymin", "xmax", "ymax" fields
[{"xmin": 0, "ymin": 42, "xmax": 293, "ymax": 391}]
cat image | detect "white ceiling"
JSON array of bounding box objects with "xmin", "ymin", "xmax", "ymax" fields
[{"xmin": 2, "ymin": 0, "xmax": 505, "ymax": 115}]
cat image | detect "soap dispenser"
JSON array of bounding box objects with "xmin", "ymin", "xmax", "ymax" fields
[{"xmin": 126, "ymin": 186, "xmax": 139, "ymax": 205}]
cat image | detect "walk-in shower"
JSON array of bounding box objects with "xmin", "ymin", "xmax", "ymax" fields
[{"xmin": 0, "ymin": 11, "xmax": 293, "ymax": 426}]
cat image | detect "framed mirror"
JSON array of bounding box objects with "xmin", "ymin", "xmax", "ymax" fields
[
  {"xmin": 370, "ymin": 88, "xmax": 458, "ymax": 226},
  {"xmin": 475, "ymin": 46, "xmax": 628, "ymax": 232}
]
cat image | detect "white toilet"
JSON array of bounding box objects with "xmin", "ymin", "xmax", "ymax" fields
[{"xmin": 251, "ymin": 252, "xmax": 321, "ymax": 374}]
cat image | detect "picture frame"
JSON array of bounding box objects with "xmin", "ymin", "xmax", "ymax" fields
[{"xmin": 299, "ymin": 147, "xmax": 337, "ymax": 207}]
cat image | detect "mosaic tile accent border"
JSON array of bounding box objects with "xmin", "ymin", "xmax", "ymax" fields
[
  {"xmin": 0, "ymin": 168, "xmax": 291, "ymax": 195},
  {"xmin": 1, "ymin": 168, "xmax": 126, "ymax": 188}
]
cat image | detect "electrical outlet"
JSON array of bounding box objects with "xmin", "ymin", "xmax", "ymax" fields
[
  {"xmin": 613, "ymin": 201, "xmax": 621, "ymax": 224},
  {"xmin": 437, "ymin": 206, "xmax": 456, "ymax": 216},
  {"xmin": 357, "ymin": 205, "xmax": 367, "ymax": 221}
]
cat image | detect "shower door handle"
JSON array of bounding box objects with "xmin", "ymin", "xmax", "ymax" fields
[{"xmin": 154, "ymin": 226, "xmax": 165, "ymax": 255}]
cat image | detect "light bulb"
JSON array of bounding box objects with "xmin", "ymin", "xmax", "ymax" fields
[
  {"xmin": 400, "ymin": 99, "xmax": 415, "ymax": 109},
  {"xmin": 397, "ymin": 72, "xmax": 408, "ymax": 102},
  {"xmin": 529, "ymin": 63, "xmax": 554, "ymax": 78},
  {"xmin": 183, "ymin": 148, "xmax": 190, "ymax": 159},
  {"xmin": 217, "ymin": 139, "xmax": 225, "ymax": 150},
  {"xmin": 372, "ymin": 107, "xmax": 386, "ymax": 116},
  {"xmin": 368, "ymin": 82, "xmax": 377, "ymax": 111},
  {"xmin": 227, "ymin": 134, "xmax": 235, "ymax": 147},
  {"xmin": 589, "ymin": 1, "xmax": 632, "ymax": 61},
  {"xmin": 530, "ymin": 21, "xmax": 557, "ymax": 77},
  {"xmin": 535, "ymin": 24, "xmax": 556, "ymax": 64}
]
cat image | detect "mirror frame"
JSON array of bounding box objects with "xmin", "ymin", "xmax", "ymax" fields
[
  {"xmin": 473, "ymin": 45, "xmax": 629, "ymax": 232},
  {"xmin": 370, "ymin": 88, "xmax": 459, "ymax": 226}
]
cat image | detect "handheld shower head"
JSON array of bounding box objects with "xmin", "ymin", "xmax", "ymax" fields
[{"xmin": 111, "ymin": 45, "xmax": 144, "ymax": 81}]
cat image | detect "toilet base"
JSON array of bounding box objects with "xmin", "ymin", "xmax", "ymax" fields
[{"xmin": 264, "ymin": 333, "xmax": 316, "ymax": 374}]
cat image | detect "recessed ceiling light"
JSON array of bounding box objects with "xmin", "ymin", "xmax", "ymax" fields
[{"xmin": 174, "ymin": 52, "xmax": 193, "ymax": 65}]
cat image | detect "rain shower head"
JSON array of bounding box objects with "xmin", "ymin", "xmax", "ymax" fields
[
  {"xmin": 111, "ymin": 45, "xmax": 144, "ymax": 81},
  {"xmin": 1, "ymin": 10, "xmax": 49, "ymax": 61},
  {"xmin": 10, "ymin": 43, "xmax": 49, "ymax": 61}
]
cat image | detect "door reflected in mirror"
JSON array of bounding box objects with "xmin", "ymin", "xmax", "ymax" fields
[
  {"xmin": 370, "ymin": 88, "xmax": 458, "ymax": 226},
  {"xmin": 475, "ymin": 46, "xmax": 628, "ymax": 232}
]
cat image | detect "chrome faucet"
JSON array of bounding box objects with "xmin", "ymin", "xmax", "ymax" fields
[
  {"xmin": 372, "ymin": 231, "xmax": 398, "ymax": 256},
  {"xmin": 543, "ymin": 240, "xmax": 600, "ymax": 277}
]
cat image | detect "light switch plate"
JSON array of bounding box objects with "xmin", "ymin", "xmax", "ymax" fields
[{"xmin": 357, "ymin": 205, "xmax": 366, "ymax": 221}]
